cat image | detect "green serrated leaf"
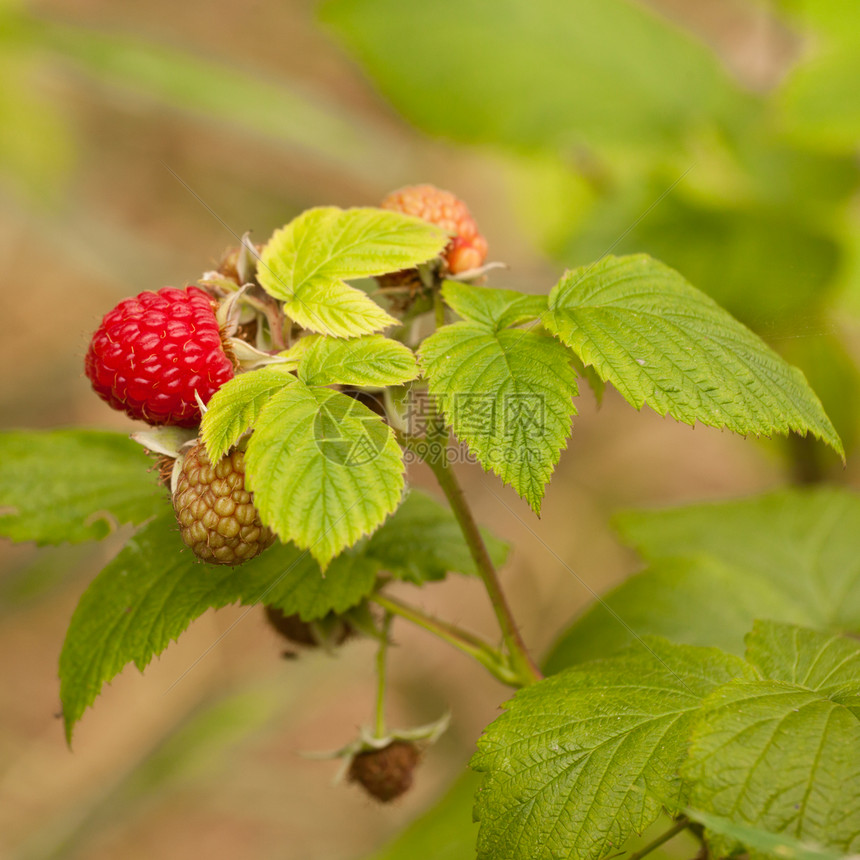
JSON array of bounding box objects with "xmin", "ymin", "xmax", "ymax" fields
[
  {"xmin": 0, "ymin": 430, "xmax": 165, "ymax": 544},
  {"xmin": 257, "ymin": 207, "xmax": 447, "ymax": 337},
  {"xmin": 365, "ymin": 489, "xmax": 508, "ymax": 583},
  {"xmin": 543, "ymin": 255, "xmax": 843, "ymax": 457},
  {"xmin": 299, "ymin": 334, "xmax": 419, "ymax": 387},
  {"xmin": 59, "ymin": 513, "xmax": 380, "ymax": 742},
  {"xmin": 545, "ymin": 488, "xmax": 860, "ymax": 671},
  {"xmin": 684, "ymin": 677, "xmax": 860, "ymax": 855},
  {"xmin": 472, "ymin": 638, "xmax": 753, "ymax": 860},
  {"xmin": 201, "ymin": 364, "xmax": 298, "ymax": 462},
  {"xmin": 442, "ymin": 281, "xmax": 547, "ymax": 330},
  {"xmin": 240, "ymin": 542, "xmax": 379, "ymax": 621},
  {"xmin": 245, "ymin": 379, "xmax": 404, "ymax": 568},
  {"xmin": 746, "ymin": 621, "xmax": 860, "ymax": 697},
  {"xmin": 421, "ymin": 323, "xmax": 577, "ymax": 513},
  {"xmin": 684, "ymin": 808, "xmax": 852, "ymax": 860}
]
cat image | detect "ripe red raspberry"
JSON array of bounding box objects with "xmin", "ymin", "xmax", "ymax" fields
[
  {"xmin": 381, "ymin": 184, "xmax": 488, "ymax": 275},
  {"xmin": 85, "ymin": 286, "xmax": 235, "ymax": 427},
  {"xmin": 173, "ymin": 441, "xmax": 274, "ymax": 565},
  {"xmin": 348, "ymin": 741, "xmax": 421, "ymax": 802}
]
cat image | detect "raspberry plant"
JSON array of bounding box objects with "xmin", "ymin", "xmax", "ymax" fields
[{"xmin": 1, "ymin": 186, "xmax": 859, "ymax": 860}]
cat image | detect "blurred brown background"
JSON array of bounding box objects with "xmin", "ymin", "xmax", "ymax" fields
[{"xmin": 1, "ymin": 0, "xmax": 858, "ymax": 857}]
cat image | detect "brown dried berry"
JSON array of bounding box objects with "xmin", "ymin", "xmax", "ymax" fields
[
  {"xmin": 265, "ymin": 606, "xmax": 354, "ymax": 652},
  {"xmin": 348, "ymin": 741, "xmax": 421, "ymax": 803},
  {"xmin": 173, "ymin": 441, "xmax": 274, "ymax": 565}
]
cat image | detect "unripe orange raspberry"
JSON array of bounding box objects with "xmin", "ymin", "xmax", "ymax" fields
[
  {"xmin": 173, "ymin": 441, "xmax": 274, "ymax": 565},
  {"xmin": 381, "ymin": 184, "xmax": 488, "ymax": 275}
]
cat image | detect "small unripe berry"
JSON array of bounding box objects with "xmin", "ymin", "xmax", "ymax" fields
[
  {"xmin": 381, "ymin": 184, "xmax": 488, "ymax": 275},
  {"xmin": 173, "ymin": 441, "xmax": 274, "ymax": 565},
  {"xmin": 348, "ymin": 741, "xmax": 421, "ymax": 802}
]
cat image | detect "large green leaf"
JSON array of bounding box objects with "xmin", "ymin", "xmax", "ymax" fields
[
  {"xmin": 684, "ymin": 809, "xmax": 853, "ymax": 860},
  {"xmin": 745, "ymin": 620, "xmax": 860, "ymax": 696},
  {"xmin": 543, "ymin": 255, "xmax": 843, "ymax": 456},
  {"xmin": 684, "ymin": 626, "xmax": 860, "ymax": 856},
  {"xmin": 421, "ymin": 284, "xmax": 578, "ymax": 513},
  {"xmin": 320, "ymin": 0, "xmax": 744, "ymax": 151},
  {"xmin": 59, "ymin": 513, "xmax": 380, "ymax": 742},
  {"xmin": 545, "ymin": 488, "xmax": 860, "ymax": 671},
  {"xmin": 201, "ymin": 364, "xmax": 298, "ymax": 463},
  {"xmin": 364, "ymin": 489, "xmax": 508, "ymax": 583},
  {"xmin": 256, "ymin": 207, "xmax": 447, "ymax": 337},
  {"xmin": 298, "ymin": 334, "xmax": 419, "ymax": 387},
  {"xmin": 0, "ymin": 430, "xmax": 165, "ymax": 544},
  {"xmin": 245, "ymin": 379, "xmax": 404, "ymax": 568},
  {"xmin": 442, "ymin": 280, "xmax": 547, "ymax": 330},
  {"xmin": 472, "ymin": 638, "xmax": 752, "ymax": 860}
]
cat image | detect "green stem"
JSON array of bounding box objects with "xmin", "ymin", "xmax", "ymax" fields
[
  {"xmin": 432, "ymin": 281, "xmax": 446, "ymax": 329},
  {"xmin": 371, "ymin": 593, "xmax": 522, "ymax": 686},
  {"xmin": 626, "ymin": 818, "xmax": 691, "ymax": 860},
  {"xmin": 374, "ymin": 612, "xmax": 392, "ymax": 738},
  {"xmin": 426, "ymin": 453, "xmax": 542, "ymax": 686}
]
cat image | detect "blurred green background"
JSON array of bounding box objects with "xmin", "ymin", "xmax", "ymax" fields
[{"xmin": 0, "ymin": 0, "xmax": 858, "ymax": 857}]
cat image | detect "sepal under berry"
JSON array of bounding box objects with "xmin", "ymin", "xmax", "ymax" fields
[{"xmin": 306, "ymin": 713, "xmax": 450, "ymax": 802}]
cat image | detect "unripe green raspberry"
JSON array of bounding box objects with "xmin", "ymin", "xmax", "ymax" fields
[{"xmin": 173, "ymin": 441, "xmax": 274, "ymax": 565}]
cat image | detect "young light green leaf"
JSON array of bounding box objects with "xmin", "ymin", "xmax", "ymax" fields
[
  {"xmin": 365, "ymin": 489, "xmax": 509, "ymax": 583},
  {"xmin": 543, "ymin": 255, "xmax": 843, "ymax": 457},
  {"xmin": 745, "ymin": 621, "xmax": 860, "ymax": 695},
  {"xmin": 245, "ymin": 379, "xmax": 404, "ymax": 568},
  {"xmin": 545, "ymin": 487, "xmax": 860, "ymax": 672},
  {"xmin": 442, "ymin": 281, "xmax": 547, "ymax": 330},
  {"xmin": 299, "ymin": 334, "xmax": 419, "ymax": 387},
  {"xmin": 0, "ymin": 430, "xmax": 165, "ymax": 544},
  {"xmin": 472, "ymin": 638, "xmax": 753, "ymax": 860},
  {"xmin": 201, "ymin": 364, "xmax": 298, "ymax": 462},
  {"xmin": 59, "ymin": 513, "xmax": 380, "ymax": 742},
  {"xmin": 684, "ymin": 679, "xmax": 860, "ymax": 855},
  {"xmin": 257, "ymin": 207, "xmax": 448, "ymax": 337},
  {"xmin": 420, "ymin": 323, "xmax": 577, "ymax": 513}
]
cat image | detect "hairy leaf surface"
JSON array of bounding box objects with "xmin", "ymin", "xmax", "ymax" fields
[
  {"xmin": 246, "ymin": 379, "xmax": 404, "ymax": 568},
  {"xmin": 59, "ymin": 513, "xmax": 380, "ymax": 742},
  {"xmin": 257, "ymin": 207, "xmax": 447, "ymax": 337},
  {"xmin": 746, "ymin": 620, "xmax": 860, "ymax": 695},
  {"xmin": 543, "ymin": 255, "xmax": 842, "ymax": 456},
  {"xmin": 472, "ymin": 638, "xmax": 752, "ymax": 860},
  {"xmin": 201, "ymin": 364, "xmax": 298, "ymax": 462},
  {"xmin": 299, "ymin": 334, "xmax": 419, "ymax": 387},
  {"xmin": 421, "ymin": 321, "xmax": 577, "ymax": 513},
  {"xmin": 442, "ymin": 280, "xmax": 547, "ymax": 330},
  {"xmin": 685, "ymin": 675, "xmax": 860, "ymax": 854},
  {"xmin": 0, "ymin": 430, "xmax": 164, "ymax": 544}
]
